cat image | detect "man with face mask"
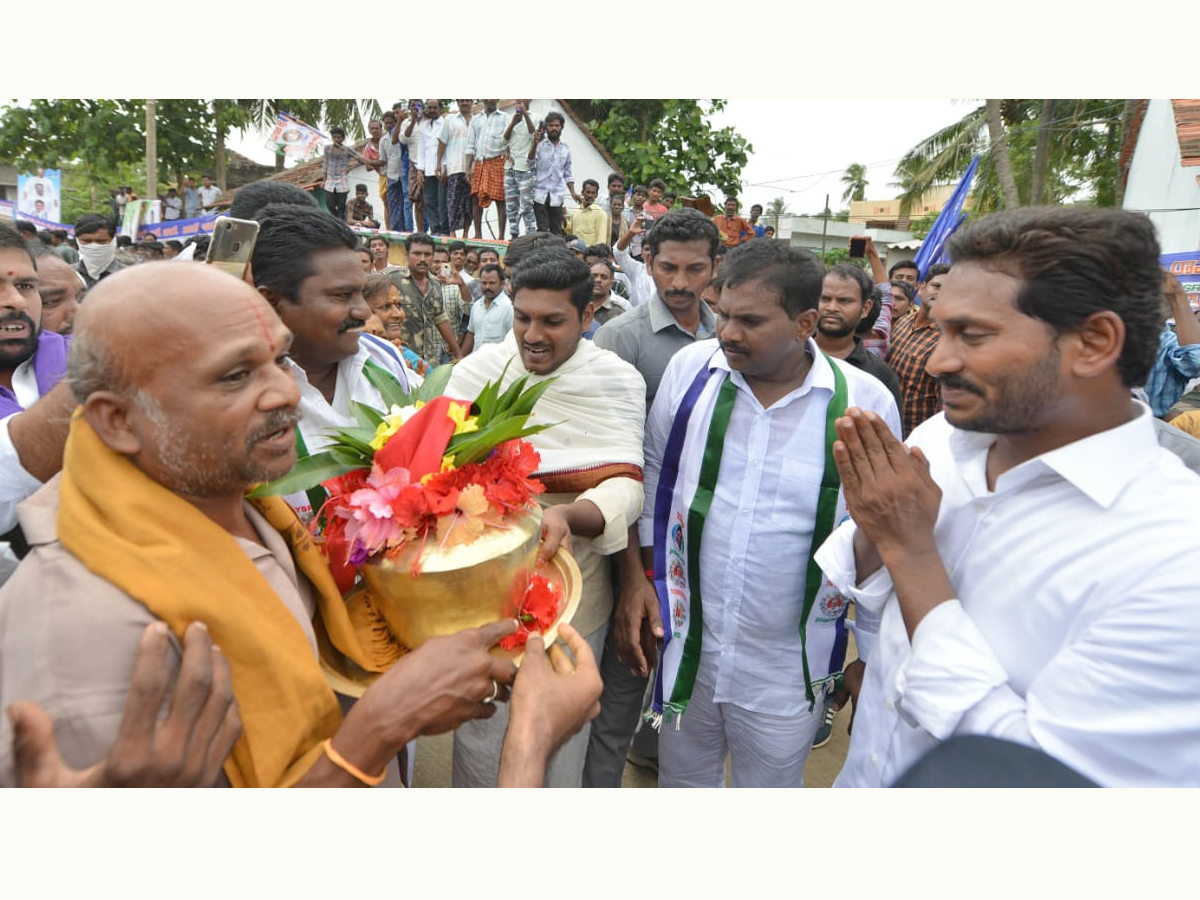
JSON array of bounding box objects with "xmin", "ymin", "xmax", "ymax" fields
[{"xmin": 73, "ymin": 214, "xmax": 125, "ymax": 290}]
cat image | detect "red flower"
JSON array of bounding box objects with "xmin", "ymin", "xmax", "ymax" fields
[
  {"xmin": 322, "ymin": 468, "xmax": 369, "ymax": 502},
  {"xmin": 423, "ymin": 479, "xmax": 461, "ymax": 517},
  {"xmin": 390, "ymin": 482, "xmax": 432, "ymax": 532},
  {"xmin": 498, "ymin": 571, "xmax": 563, "ymax": 651}
]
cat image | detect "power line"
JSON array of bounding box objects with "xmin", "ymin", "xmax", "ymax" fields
[{"xmin": 746, "ymin": 102, "xmax": 1127, "ymax": 195}]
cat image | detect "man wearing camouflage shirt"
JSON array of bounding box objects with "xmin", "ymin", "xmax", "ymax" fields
[{"xmin": 395, "ymin": 232, "xmax": 462, "ymax": 363}]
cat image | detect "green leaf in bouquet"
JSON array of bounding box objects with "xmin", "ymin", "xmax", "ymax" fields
[
  {"xmin": 492, "ymin": 371, "xmax": 531, "ymax": 415},
  {"xmin": 247, "ymin": 451, "xmax": 357, "ymax": 498},
  {"xmin": 508, "ymin": 376, "xmax": 558, "ymax": 418},
  {"xmin": 447, "ymin": 418, "xmax": 560, "ymax": 467},
  {"xmin": 472, "ymin": 369, "xmax": 505, "ymax": 423},
  {"xmin": 326, "ymin": 444, "xmax": 372, "ymax": 470},
  {"xmin": 411, "ymin": 364, "xmax": 454, "ymax": 404},
  {"xmin": 351, "ymin": 401, "xmax": 385, "ymax": 431},
  {"xmin": 362, "ymin": 362, "xmax": 415, "ymax": 410},
  {"xmin": 329, "ymin": 430, "xmax": 377, "ymax": 461}
]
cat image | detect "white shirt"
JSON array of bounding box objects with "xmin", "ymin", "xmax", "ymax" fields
[
  {"xmin": 505, "ymin": 118, "xmax": 536, "ymax": 173},
  {"xmin": 816, "ymin": 405, "xmax": 1200, "ymax": 787},
  {"xmin": 466, "ymin": 109, "xmax": 509, "ymax": 161},
  {"xmin": 416, "ymin": 118, "xmax": 441, "ymax": 175},
  {"xmin": 286, "ymin": 334, "xmax": 411, "ymax": 523},
  {"xmin": 0, "ymin": 358, "xmax": 47, "ymax": 534},
  {"xmin": 640, "ymin": 340, "xmax": 900, "ymax": 716},
  {"xmin": 198, "ymin": 185, "xmax": 221, "ymax": 210},
  {"xmin": 466, "ymin": 293, "xmax": 513, "ymax": 347},
  {"xmin": 379, "ymin": 132, "xmax": 403, "ymax": 181},
  {"xmin": 612, "ymin": 243, "xmax": 655, "ymax": 308},
  {"xmin": 398, "ymin": 119, "xmax": 421, "ymax": 168},
  {"xmin": 438, "ymin": 113, "xmax": 471, "ymax": 175}
]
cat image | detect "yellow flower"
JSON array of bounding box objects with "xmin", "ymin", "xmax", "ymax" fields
[
  {"xmin": 447, "ymin": 401, "xmax": 480, "ymax": 436},
  {"xmin": 370, "ymin": 402, "xmax": 423, "ymax": 450}
]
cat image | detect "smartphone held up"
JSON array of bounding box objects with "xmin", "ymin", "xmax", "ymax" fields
[{"xmin": 205, "ymin": 216, "xmax": 260, "ymax": 280}]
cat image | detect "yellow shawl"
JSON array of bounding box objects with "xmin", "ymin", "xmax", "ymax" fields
[{"xmin": 57, "ymin": 411, "xmax": 396, "ymax": 788}]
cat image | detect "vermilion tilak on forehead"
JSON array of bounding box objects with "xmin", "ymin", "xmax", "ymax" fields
[{"xmin": 242, "ymin": 294, "xmax": 276, "ymax": 354}]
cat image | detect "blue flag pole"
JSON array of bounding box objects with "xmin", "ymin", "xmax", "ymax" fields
[{"xmin": 913, "ymin": 154, "xmax": 980, "ymax": 281}]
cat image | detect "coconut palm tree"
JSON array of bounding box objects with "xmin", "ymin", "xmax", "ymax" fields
[
  {"xmin": 890, "ymin": 99, "xmax": 1127, "ymax": 215},
  {"xmin": 765, "ymin": 196, "xmax": 791, "ymax": 231},
  {"xmin": 841, "ymin": 163, "xmax": 868, "ymax": 204}
]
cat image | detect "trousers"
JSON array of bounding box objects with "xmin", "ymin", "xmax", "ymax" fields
[
  {"xmin": 658, "ymin": 656, "xmax": 822, "ymax": 788},
  {"xmin": 326, "ymin": 189, "xmax": 348, "ymax": 222},
  {"xmin": 504, "ymin": 167, "xmax": 537, "ymax": 238},
  {"xmin": 534, "ymin": 200, "xmax": 564, "ymax": 235},
  {"xmin": 423, "ymin": 176, "xmax": 447, "ymax": 235},
  {"xmin": 387, "ymin": 178, "xmax": 406, "ymax": 234},
  {"xmin": 582, "ymin": 622, "xmax": 652, "ymax": 787}
]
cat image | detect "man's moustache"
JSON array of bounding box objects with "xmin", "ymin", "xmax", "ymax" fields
[
  {"xmin": 0, "ymin": 311, "xmax": 37, "ymax": 333},
  {"xmin": 938, "ymin": 374, "xmax": 984, "ymax": 395},
  {"xmin": 248, "ymin": 409, "xmax": 301, "ymax": 444}
]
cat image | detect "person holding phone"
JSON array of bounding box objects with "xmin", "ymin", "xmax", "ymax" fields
[
  {"xmin": 528, "ymin": 111, "xmax": 581, "ymax": 236},
  {"xmin": 504, "ymin": 100, "xmax": 539, "ymax": 240}
]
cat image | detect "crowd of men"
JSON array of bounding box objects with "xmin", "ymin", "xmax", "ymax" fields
[{"xmin": 1, "ymin": 162, "xmax": 1199, "ymax": 788}]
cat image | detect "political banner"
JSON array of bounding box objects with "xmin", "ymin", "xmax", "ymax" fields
[
  {"xmin": 135, "ymin": 214, "xmax": 219, "ymax": 240},
  {"xmin": 17, "ymin": 168, "xmax": 62, "ymax": 223},
  {"xmin": 1162, "ymin": 251, "xmax": 1200, "ymax": 308},
  {"xmin": 266, "ymin": 113, "xmax": 325, "ymax": 160},
  {"xmin": 14, "ymin": 210, "xmax": 72, "ymax": 234},
  {"xmin": 121, "ymin": 199, "xmax": 163, "ymax": 239}
]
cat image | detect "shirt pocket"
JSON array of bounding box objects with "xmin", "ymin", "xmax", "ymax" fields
[{"xmin": 764, "ymin": 455, "xmax": 824, "ymax": 533}]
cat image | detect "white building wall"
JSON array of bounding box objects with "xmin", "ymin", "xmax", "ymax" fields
[{"xmin": 1124, "ymin": 99, "xmax": 1200, "ymax": 253}]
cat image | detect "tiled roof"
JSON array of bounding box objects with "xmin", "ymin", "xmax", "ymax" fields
[
  {"xmin": 1118, "ymin": 99, "xmax": 1148, "ymax": 179},
  {"xmin": 1172, "ymin": 99, "xmax": 1200, "ymax": 167}
]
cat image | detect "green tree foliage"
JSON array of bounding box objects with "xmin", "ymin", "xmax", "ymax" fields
[
  {"xmin": 563, "ymin": 100, "xmax": 752, "ymax": 198},
  {"xmin": 891, "ymin": 99, "xmax": 1127, "ymax": 214},
  {"xmin": 765, "ymin": 196, "xmax": 791, "ymax": 217},
  {"xmin": 0, "ymin": 99, "xmax": 221, "ymax": 220},
  {"xmin": 820, "ymin": 247, "xmax": 867, "ymax": 268},
  {"xmin": 0, "ymin": 100, "xmax": 216, "ymax": 182},
  {"xmin": 841, "ymin": 162, "xmax": 868, "ymax": 204},
  {"xmin": 908, "ymin": 212, "xmax": 939, "ymax": 239},
  {"xmin": 0, "ymin": 99, "xmax": 382, "ymax": 217}
]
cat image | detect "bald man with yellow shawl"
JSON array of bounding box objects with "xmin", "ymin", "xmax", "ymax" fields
[{"xmin": 0, "ymin": 263, "xmax": 527, "ymax": 788}]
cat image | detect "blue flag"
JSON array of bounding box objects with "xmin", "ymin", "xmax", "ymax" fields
[{"xmin": 914, "ymin": 154, "xmax": 979, "ymax": 280}]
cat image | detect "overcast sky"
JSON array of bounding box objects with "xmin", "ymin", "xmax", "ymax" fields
[
  {"xmin": 709, "ymin": 99, "xmax": 976, "ymax": 216},
  {"xmin": 231, "ymin": 98, "xmax": 975, "ymax": 219}
]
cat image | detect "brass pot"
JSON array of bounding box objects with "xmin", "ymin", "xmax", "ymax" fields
[{"xmin": 360, "ymin": 506, "xmax": 543, "ymax": 649}]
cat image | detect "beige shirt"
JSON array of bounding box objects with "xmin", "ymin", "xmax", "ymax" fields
[{"xmin": 0, "ymin": 475, "xmax": 399, "ymax": 787}]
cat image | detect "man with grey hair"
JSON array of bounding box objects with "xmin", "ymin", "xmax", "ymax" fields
[{"xmin": 0, "ymin": 261, "xmax": 599, "ymax": 788}]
